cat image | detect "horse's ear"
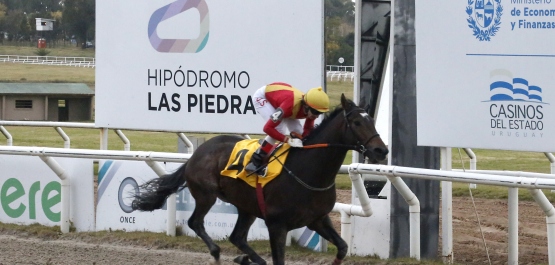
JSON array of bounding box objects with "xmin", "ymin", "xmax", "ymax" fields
[
  {"xmin": 341, "ymin": 94, "xmax": 348, "ymax": 109},
  {"xmin": 341, "ymin": 93, "xmax": 354, "ymax": 110}
]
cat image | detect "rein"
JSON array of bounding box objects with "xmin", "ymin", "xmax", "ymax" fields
[
  {"xmin": 343, "ymin": 108, "xmax": 380, "ymax": 154},
  {"xmin": 268, "ymin": 148, "xmax": 336, "ymax": 191},
  {"xmin": 257, "ymin": 107, "xmax": 380, "ymax": 192}
]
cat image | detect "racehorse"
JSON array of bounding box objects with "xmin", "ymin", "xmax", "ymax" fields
[{"xmin": 132, "ymin": 94, "xmax": 388, "ymax": 265}]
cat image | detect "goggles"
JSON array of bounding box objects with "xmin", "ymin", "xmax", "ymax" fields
[{"xmin": 308, "ymin": 107, "xmax": 323, "ymax": 115}]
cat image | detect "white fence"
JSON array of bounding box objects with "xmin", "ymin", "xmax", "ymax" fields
[
  {"xmin": 1, "ymin": 121, "xmax": 555, "ymax": 264},
  {"xmin": 0, "ymin": 55, "xmax": 95, "ymax": 68},
  {"xmin": 326, "ymin": 65, "xmax": 354, "ymax": 82}
]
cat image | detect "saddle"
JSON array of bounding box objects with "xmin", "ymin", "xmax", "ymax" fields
[{"xmin": 220, "ymin": 139, "xmax": 291, "ymax": 188}]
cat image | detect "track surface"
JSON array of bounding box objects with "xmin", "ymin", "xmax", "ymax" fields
[{"xmin": 0, "ymin": 190, "xmax": 549, "ymax": 265}]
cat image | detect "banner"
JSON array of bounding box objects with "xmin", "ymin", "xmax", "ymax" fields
[
  {"xmin": 416, "ymin": 0, "xmax": 555, "ymax": 151},
  {"xmin": 96, "ymin": 0, "xmax": 324, "ymax": 133}
]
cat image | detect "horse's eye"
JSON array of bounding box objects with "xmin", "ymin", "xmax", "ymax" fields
[{"xmin": 354, "ymin": 121, "xmax": 361, "ymax": 126}]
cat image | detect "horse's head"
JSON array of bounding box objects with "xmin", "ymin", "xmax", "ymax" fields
[{"xmin": 340, "ymin": 94, "xmax": 389, "ymax": 163}]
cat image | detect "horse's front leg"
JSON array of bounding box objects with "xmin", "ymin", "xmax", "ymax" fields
[
  {"xmin": 229, "ymin": 210, "xmax": 267, "ymax": 265},
  {"xmin": 307, "ymin": 215, "xmax": 348, "ymax": 265},
  {"xmin": 266, "ymin": 222, "xmax": 289, "ymax": 265}
]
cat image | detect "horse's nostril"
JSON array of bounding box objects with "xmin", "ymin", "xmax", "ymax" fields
[{"xmin": 375, "ymin": 148, "xmax": 389, "ymax": 156}]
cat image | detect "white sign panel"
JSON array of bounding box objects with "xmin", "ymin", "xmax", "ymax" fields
[
  {"xmin": 0, "ymin": 156, "xmax": 94, "ymax": 231},
  {"xmin": 96, "ymin": 160, "xmax": 269, "ymax": 240},
  {"xmin": 96, "ymin": 0, "xmax": 324, "ymax": 133},
  {"xmin": 416, "ymin": 0, "xmax": 554, "ymax": 151}
]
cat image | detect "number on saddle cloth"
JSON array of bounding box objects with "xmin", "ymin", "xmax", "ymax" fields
[{"xmin": 220, "ymin": 139, "xmax": 291, "ymax": 187}]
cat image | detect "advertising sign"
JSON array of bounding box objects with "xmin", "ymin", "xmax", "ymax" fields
[
  {"xmin": 96, "ymin": 0, "xmax": 324, "ymax": 133},
  {"xmin": 416, "ymin": 0, "xmax": 555, "ymax": 151},
  {"xmin": 0, "ymin": 156, "xmax": 94, "ymax": 231},
  {"xmin": 96, "ymin": 160, "xmax": 269, "ymax": 240}
]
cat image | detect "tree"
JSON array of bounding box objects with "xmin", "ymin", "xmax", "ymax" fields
[
  {"xmin": 62, "ymin": 0, "xmax": 94, "ymax": 46},
  {"xmin": 3, "ymin": 9, "xmax": 27, "ymax": 40},
  {"xmin": 325, "ymin": 0, "xmax": 354, "ymax": 24},
  {"xmin": 324, "ymin": 0, "xmax": 355, "ymax": 66},
  {"xmin": 0, "ymin": 3, "xmax": 7, "ymax": 27}
]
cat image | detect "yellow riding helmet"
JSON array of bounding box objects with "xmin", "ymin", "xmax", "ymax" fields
[{"xmin": 304, "ymin": 87, "xmax": 329, "ymax": 112}]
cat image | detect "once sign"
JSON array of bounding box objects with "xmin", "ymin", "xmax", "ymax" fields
[
  {"xmin": 416, "ymin": 0, "xmax": 555, "ymax": 152},
  {"xmin": 96, "ymin": 0, "xmax": 324, "ymax": 133}
]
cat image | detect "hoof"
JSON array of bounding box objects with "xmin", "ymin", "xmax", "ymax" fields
[
  {"xmin": 233, "ymin": 254, "xmax": 249, "ymax": 264},
  {"xmin": 208, "ymin": 258, "xmax": 220, "ymax": 265}
]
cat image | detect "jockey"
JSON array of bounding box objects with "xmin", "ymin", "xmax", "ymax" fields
[{"xmin": 245, "ymin": 82, "xmax": 330, "ymax": 175}]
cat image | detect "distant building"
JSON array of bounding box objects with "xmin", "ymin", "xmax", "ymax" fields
[
  {"xmin": 35, "ymin": 18, "xmax": 55, "ymax": 31},
  {"xmin": 0, "ymin": 83, "xmax": 94, "ymax": 121}
]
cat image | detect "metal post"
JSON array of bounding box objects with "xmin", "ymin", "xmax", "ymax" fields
[
  {"xmin": 529, "ymin": 189, "xmax": 555, "ymax": 265},
  {"xmin": 0, "ymin": 126, "xmax": 12, "ymax": 146},
  {"xmin": 508, "ymin": 188, "xmax": 519, "ymax": 265},
  {"xmin": 463, "ymin": 148, "xmax": 477, "ymax": 189},
  {"xmin": 114, "ymin": 129, "xmax": 130, "ymax": 151},
  {"xmin": 387, "ymin": 174, "xmax": 421, "ymax": 260},
  {"xmin": 441, "ymin": 147, "xmax": 453, "ymax": 264},
  {"xmin": 55, "ymin": 127, "xmax": 70, "ymax": 148},
  {"xmin": 39, "ymin": 155, "xmax": 70, "ymax": 233}
]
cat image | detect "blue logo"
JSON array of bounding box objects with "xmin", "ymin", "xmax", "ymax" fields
[
  {"xmin": 486, "ymin": 70, "xmax": 547, "ymax": 137},
  {"xmin": 489, "ymin": 78, "xmax": 544, "ymax": 103},
  {"xmin": 466, "ymin": 0, "xmax": 503, "ymax": 41}
]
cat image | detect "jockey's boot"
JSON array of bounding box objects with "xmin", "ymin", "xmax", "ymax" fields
[{"xmin": 245, "ymin": 140, "xmax": 273, "ymax": 175}]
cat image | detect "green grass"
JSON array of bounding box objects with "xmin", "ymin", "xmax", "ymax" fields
[
  {"xmin": 451, "ymin": 147, "xmax": 552, "ymax": 173},
  {"xmin": 326, "ymin": 80, "xmax": 354, "ymax": 107},
  {"xmin": 0, "ymin": 44, "xmax": 95, "ymax": 87},
  {"xmin": 0, "ymin": 63, "xmax": 95, "ymax": 87},
  {"xmin": 449, "ymin": 147, "xmax": 555, "ymax": 202},
  {"xmin": 0, "ymin": 44, "xmax": 95, "ymax": 57}
]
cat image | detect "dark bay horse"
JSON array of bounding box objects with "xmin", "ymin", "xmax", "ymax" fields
[{"xmin": 132, "ymin": 94, "xmax": 388, "ymax": 265}]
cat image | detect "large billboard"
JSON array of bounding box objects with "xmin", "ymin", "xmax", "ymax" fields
[
  {"xmin": 96, "ymin": 0, "xmax": 324, "ymax": 133},
  {"xmin": 416, "ymin": 0, "xmax": 554, "ymax": 152},
  {"xmin": 0, "ymin": 156, "xmax": 94, "ymax": 231},
  {"xmin": 96, "ymin": 160, "xmax": 270, "ymax": 239}
]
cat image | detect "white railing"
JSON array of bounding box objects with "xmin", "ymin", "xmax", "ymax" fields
[
  {"xmin": 0, "ymin": 146, "xmax": 191, "ymax": 234},
  {"xmin": 0, "ymin": 121, "xmax": 193, "ymax": 152},
  {"xmin": 0, "ymin": 55, "xmax": 95, "ymax": 68},
  {"xmin": 351, "ymin": 160, "xmax": 555, "ymax": 265},
  {"xmin": 2, "ymin": 121, "xmax": 555, "ymax": 263},
  {"xmin": 326, "ymin": 65, "xmax": 355, "ymax": 82},
  {"xmin": 327, "ymin": 65, "xmax": 354, "ymax": 72}
]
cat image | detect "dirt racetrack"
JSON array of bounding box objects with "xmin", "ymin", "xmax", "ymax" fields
[
  {"xmin": 447, "ymin": 196, "xmax": 549, "ymax": 265},
  {"xmin": 0, "ymin": 190, "xmax": 550, "ymax": 265}
]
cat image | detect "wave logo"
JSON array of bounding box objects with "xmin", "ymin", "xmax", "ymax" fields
[
  {"xmin": 465, "ymin": 0, "xmax": 503, "ymax": 41},
  {"xmin": 148, "ymin": 0, "xmax": 209, "ymax": 53},
  {"xmin": 488, "ymin": 69, "xmax": 545, "ymax": 103},
  {"xmin": 486, "ymin": 69, "xmax": 547, "ymax": 135}
]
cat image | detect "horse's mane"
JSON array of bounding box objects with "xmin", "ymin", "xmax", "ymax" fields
[{"xmin": 303, "ymin": 102, "xmax": 346, "ymax": 141}]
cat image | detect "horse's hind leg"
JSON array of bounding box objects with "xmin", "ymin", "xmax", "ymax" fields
[
  {"xmin": 187, "ymin": 193, "xmax": 221, "ymax": 264},
  {"xmin": 266, "ymin": 223, "xmax": 289, "ymax": 265},
  {"xmin": 229, "ymin": 210, "xmax": 266, "ymax": 265},
  {"xmin": 307, "ymin": 215, "xmax": 348, "ymax": 265}
]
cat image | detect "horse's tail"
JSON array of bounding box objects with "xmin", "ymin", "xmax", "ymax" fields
[{"xmin": 132, "ymin": 162, "xmax": 188, "ymax": 212}]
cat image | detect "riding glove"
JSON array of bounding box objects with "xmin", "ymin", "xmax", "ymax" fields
[{"xmin": 287, "ymin": 138, "xmax": 303, "ymax": 148}]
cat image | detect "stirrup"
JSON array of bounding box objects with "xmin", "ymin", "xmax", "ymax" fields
[
  {"xmin": 245, "ymin": 163, "xmax": 267, "ymax": 177},
  {"xmin": 257, "ymin": 166, "xmax": 268, "ymax": 178}
]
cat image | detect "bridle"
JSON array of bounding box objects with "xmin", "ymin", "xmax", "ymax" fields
[
  {"xmin": 264, "ymin": 106, "xmax": 381, "ymax": 191},
  {"xmin": 343, "ymin": 107, "xmax": 380, "ymax": 154}
]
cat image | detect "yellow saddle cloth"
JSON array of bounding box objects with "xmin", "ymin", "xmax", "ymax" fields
[{"xmin": 220, "ymin": 139, "xmax": 291, "ymax": 188}]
